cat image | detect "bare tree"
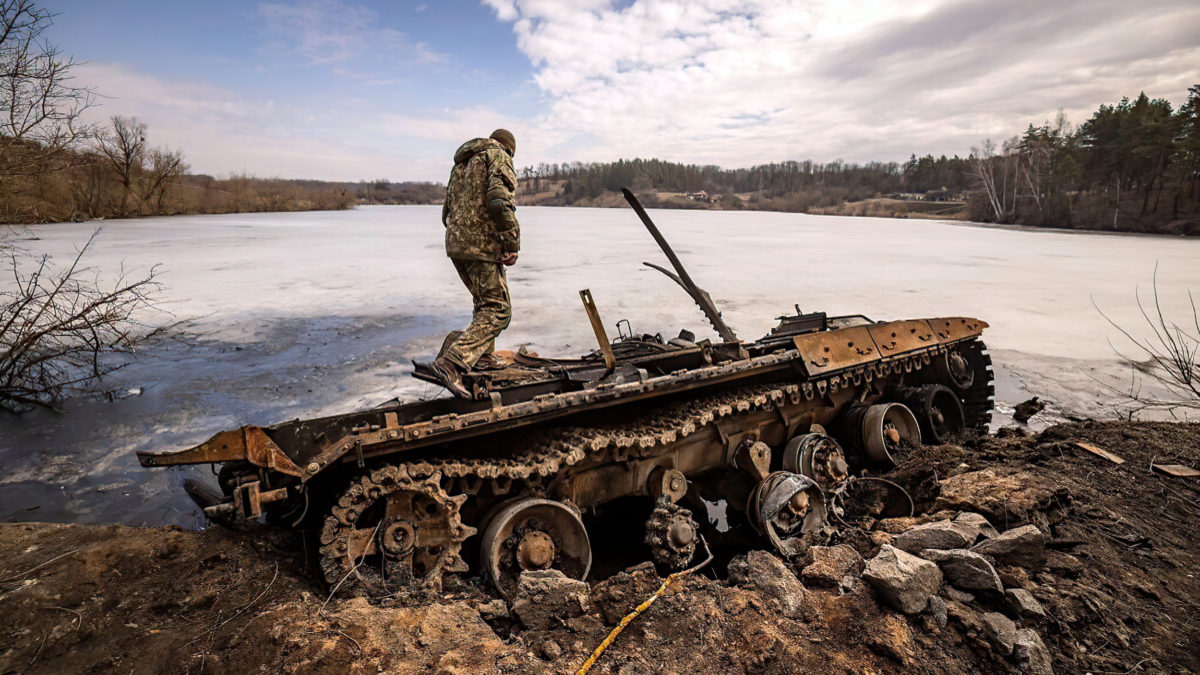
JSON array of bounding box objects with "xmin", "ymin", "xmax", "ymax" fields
[
  {"xmin": 970, "ymin": 137, "xmax": 1020, "ymax": 222},
  {"xmin": 142, "ymin": 146, "xmax": 188, "ymax": 214},
  {"xmin": 0, "ymin": 229, "xmax": 167, "ymax": 413},
  {"xmin": 0, "ymin": 0, "xmax": 95, "ymax": 180},
  {"xmin": 1098, "ymin": 269, "xmax": 1200, "ymax": 415},
  {"xmin": 95, "ymin": 116, "xmax": 147, "ymax": 216}
]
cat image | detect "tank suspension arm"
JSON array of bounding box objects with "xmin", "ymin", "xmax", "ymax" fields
[{"xmin": 621, "ymin": 187, "xmax": 739, "ymax": 343}]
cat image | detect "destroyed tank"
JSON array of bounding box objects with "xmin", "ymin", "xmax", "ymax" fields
[{"xmin": 139, "ymin": 189, "xmax": 993, "ymax": 597}]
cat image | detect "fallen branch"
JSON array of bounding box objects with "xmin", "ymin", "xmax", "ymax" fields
[
  {"xmin": 185, "ymin": 562, "xmax": 278, "ymax": 647},
  {"xmin": 0, "ymin": 547, "xmax": 79, "ymax": 584},
  {"xmin": 577, "ymin": 538, "xmax": 713, "ymax": 675}
]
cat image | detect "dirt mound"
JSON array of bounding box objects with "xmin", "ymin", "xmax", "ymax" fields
[{"xmin": 1, "ymin": 421, "xmax": 1197, "ymax": 674}]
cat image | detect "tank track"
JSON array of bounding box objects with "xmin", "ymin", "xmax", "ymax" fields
[
  {"xmin": 319, "ymin": 344, "xmax": 990, "ymax": 590},
  {"xmin": 960, "ymin": 339, "xmax": 995, "ymax": 433},
  {"xmin": 319, "ymin": 467, "xmax": 474, "ymax": 593}
]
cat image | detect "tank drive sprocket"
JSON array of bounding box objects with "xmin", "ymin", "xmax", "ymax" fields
[
  {"xmin": 644, "ymin": 498, "xmax": 699, "ymax": 569},
  {"xmin": 319, "ymin": 465, "xmax": 475, "ymax": 595}
]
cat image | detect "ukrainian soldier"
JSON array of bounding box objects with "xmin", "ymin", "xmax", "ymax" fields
[{"xmin": 430, "ymin": 129, "xmax": 520, "ymax": 398}]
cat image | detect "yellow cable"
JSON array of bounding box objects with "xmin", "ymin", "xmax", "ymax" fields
[{"xmin": 576, "ymin": 539, "xmax": 712, "ymax": 675}]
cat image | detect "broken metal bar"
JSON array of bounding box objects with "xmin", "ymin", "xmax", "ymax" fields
[
  {"xmin": 620, "ymin": 187, "xmax": 739, "ymax": 343},
  {"xmin": 579, "ymin": 289, "xmax": 616, "ymax": 372}
]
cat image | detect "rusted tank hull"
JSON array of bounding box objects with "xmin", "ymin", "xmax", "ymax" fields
[{"xmin": 138, "ymin": 313, "xmax": 992, "ymax": 596}]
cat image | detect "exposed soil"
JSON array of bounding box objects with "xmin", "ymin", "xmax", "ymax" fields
[{"xmin": 1, "ymin": 421, "xmax": 1197, "ymax": 674}]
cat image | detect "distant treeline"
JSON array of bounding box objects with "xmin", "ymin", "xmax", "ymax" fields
[
  {"xmin": 519, "ymin": 86, "xmax": 1200, "ymax": 235},
  {"xmin": 0, "ymin": 115, "xmax": 447, "ymax": 223}
]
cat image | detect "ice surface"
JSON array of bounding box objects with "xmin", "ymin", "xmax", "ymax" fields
[{"xmin": 2, "ymin": 205, "xmax": 1198, "ymax": 526}]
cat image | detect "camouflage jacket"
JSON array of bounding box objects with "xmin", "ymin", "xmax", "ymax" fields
[{"xmin": 442, "ymin": 138, "xmax": 520, "ymax": 262}]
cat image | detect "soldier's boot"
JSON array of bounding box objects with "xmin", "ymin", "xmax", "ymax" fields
[
  {"xmin": 474, "ymin": 352, "xmax": 504, "ymax": 370},
  {"xmin": 431, "ymin": 356, "xmax": 471, "ymax": 399}
]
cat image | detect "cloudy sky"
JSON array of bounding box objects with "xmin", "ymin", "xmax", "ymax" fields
[{"xmin": 46, "ymin": 0, "xmax": 1200, "ymax": 181}]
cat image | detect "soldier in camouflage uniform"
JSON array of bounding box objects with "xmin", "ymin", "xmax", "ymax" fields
[{"xmin": 430, "ymin": 129, "xmax": 521, "ymax": 398}]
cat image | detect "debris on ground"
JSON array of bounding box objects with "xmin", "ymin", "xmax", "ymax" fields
[
  {"xmin": 1, "ymin": 421, "xmax": 1198, "ymax": 673},
  {"xmin": 1013, "ymin": 396, "xmax": 1045, "ymax": 423},
  {"xmin": 1072, "ymin": 441, "xmax": 1126, "ymax": 465}
]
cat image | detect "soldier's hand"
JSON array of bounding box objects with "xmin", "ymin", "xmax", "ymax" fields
[{"xmin": 501, "ymin": 252, "xmax": 518, "ymax": 266}]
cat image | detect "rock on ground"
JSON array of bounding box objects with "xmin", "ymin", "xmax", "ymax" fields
[
  {"xmin": 926, "ymin": 594, "xmax": 948, "ymax": 628},
  {"xmin": 800, "ymin": 544, "xmax": 864, "ymax": 589},
  {"xmin": 862, "ymin": 544, "xmax": 943, "ymax": 615},
  {"xmin": 1005, "ymin": 588, "xmax": 1047, "ymax": 621},
  {"xmin": 972, "ymin": 524, "xmax": 1047, "ymax": 569},
  {"xmin": 511, "ymin": 569, "xmax": 592, "ymax": 630},
  {"xmin": 921, "ymin": 549, "xmax": 1003, "ymax": 595},
  {"xmin": 893, "ymin": 520, "xmax": 974, "ymax": 554},
  {"xmin": 1013, "ymin": 628, "xmax": 1055, "ymax": 674},
  {"xmin": 590, "ymin": 562, "xmax": 660, "ymax": 625},
  {"xmin": 953, "ymin": 512, "xmax": 999, "ymax": 541},
  {"xmin": 727, "ymin": 550, "xmax": 809, "ymax": 619},
  {"xmin": 981, "ymin": 611, "xmax": 1018, "ymax": 656},
  {"xmin": 934, "ymin": 468, "xmax": 1057, "ymax": 525}
]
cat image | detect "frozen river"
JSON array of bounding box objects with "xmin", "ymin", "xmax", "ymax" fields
[{"xmin": 2, "ymin": 205, "xmax": 1198, "ymax": 526}]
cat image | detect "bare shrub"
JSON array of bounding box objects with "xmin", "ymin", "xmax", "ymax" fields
[
  {"xmin": 0, "ymin": 228, "xmax": 166, "ymax": 412},
  {"xmin": 1098, "ymin": 269, "xmax": 1200, "ymax": 415}
]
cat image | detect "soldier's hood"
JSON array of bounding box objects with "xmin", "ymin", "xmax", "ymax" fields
[{"xmin": 454, "ymin": 138, "xmax": 506, "ymax": 165}]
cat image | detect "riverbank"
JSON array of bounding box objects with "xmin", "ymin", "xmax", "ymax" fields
[{"xmin": 2, "ymin": 420, "xmax": 1196, "ymax": 673}]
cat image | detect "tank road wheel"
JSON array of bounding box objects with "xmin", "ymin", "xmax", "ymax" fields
[
  {"xmin": 644, "ymin": 499, "xmax": 698, "ymax": 570},
  {"xmin": 861, "ymin": 403, "xmax": 922, "ymax": 465},
  {"xmin": 783, "ymin": 433, "xmax": 850, "ymax": 492},
  {"xmin": 904, "ymin": 384, "xmax": 966, "ymax": 444},
  {"xmin": 319, "ymin": 466, "xmax": 475, "ymax": 595},
  {"xmin": 935, "ymin": 347, "xmax": 975, "ymax": 392},
  {"xmin": 480, "ymin": 498, "xmax": 592, "ymax": 599},
  {"xmin": 747, "ymin": 472, "xmax": 827, "ymax": 556}
]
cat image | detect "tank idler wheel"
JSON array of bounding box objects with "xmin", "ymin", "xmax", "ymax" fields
[
  {"xmin": 319, "ymin": 467, "xmax": 475, "ymax": 596},
  {"xmin": 480, "ymin": 498, "xmax": 592, "ymax": 599},
  {"xmin": 935, "ymin": 347, "xmax": 975, "ymax": 391},
  {"xmin": 644, "ymin": 498, "xmax": 698, "ymax": 569},
  {"xmin": 783, "ymin": 433, "xmax": 850, "ymax": 493},
  {"xmin": 904, "ymin": 384, "xmax": 966, "ymax": 444}
]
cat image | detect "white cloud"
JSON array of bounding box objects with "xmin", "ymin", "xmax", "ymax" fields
[
  {"xmin": 258, "ymin": 0, "xmax": 443, "ymax": 66},
  {"xmin": 76, "ymin": 62, "xmax": 464, "ymax": 181},
  {"xmin": 484, "ymin": 0, "xmax": 1200, "ymax": 167}
]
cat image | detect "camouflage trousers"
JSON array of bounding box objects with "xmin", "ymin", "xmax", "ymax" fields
[{"xmin": 443, "ymin": 258, "xmax": 511, "ymax": 370}]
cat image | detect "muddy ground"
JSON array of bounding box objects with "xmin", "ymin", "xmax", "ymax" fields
[{"xmin": 1, "ymin": 420, "xmax": 1197, "ymax": 674}]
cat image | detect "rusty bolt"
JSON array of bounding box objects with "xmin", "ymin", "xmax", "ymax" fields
[
  {"xmin": 789, "ymin": 490, "xmax": 810, "ymax": 514},
  {"xmin": 517, "ymin": 531, "xmax": 555, "ymax": 571},
  {"xmin": 306, "ymin": 462, "xmax": 320, "ymax": 474}
]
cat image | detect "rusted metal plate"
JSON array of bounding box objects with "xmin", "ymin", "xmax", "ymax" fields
[
  {"xmin": 137, "ymin": 428, "xmax": 248, "ymax": 467},
  {"xmin": 793, "ymin": 325, "xmax": 881, "ymax": 376},
  {"xmin": 929, "ymin": 316, "xmax": 989, "ymax": 343},
  {"xmin": 244, "ymin": 427, "xmax": 303, "ymax": 477},
  {"xmin": 868, "ymin": 320, "xmax": 938, "ymax": 358}
]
